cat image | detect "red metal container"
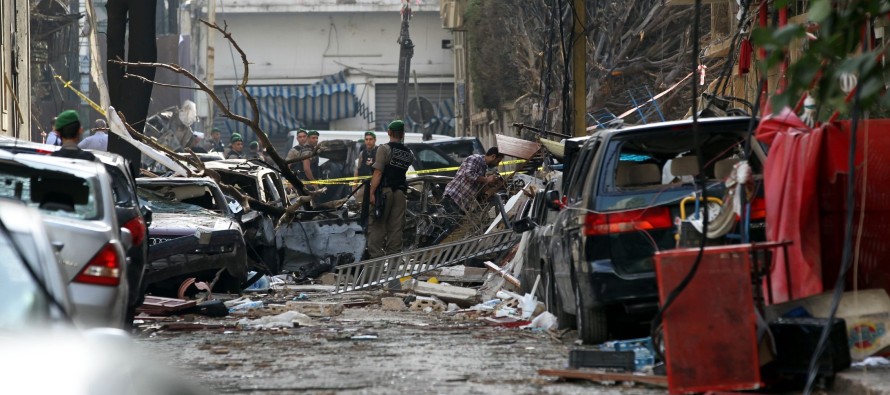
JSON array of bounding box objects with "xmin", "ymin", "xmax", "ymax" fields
[{"xmin": 655, "ymin": 244, "xmax": 762, "ymax": 394}]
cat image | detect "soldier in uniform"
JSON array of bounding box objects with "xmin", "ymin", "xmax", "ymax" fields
[{"xmin": 367, "ymin": 120, "xmax": 414, "ymax": 258}]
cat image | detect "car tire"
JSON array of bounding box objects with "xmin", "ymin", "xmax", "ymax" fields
[{"xmin": 574, "ymin": 277, "xmax": 608, "ymax": 344}]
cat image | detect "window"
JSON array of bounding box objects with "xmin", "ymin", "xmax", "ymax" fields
[
  {"xmin": 416, "ymin": 148, "xmax": 451, "ymax": 169},
  {"xmin": 0, "ymin": 163, "xmax": 99, "ymax": 220}
]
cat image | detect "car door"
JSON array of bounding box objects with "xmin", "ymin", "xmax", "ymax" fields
[{"xmin": 550, "ymin": 138, "xmax": 600, "ymax": 314}]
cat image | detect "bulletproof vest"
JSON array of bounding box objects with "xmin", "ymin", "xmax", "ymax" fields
[
  {"xmin": 381, "ymin": 142, "xmax": 413, "ymax": 190},
  {"xmin": 358, "ymin": 146, "xmax": 377, "ymax": 176}
]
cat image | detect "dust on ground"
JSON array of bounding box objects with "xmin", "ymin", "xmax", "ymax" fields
[{"xmin": 137, "ymin": 300, "xmax": 665, "ymax": 395}]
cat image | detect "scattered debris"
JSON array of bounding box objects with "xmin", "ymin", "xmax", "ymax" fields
[
  {"xmin": 237, "ymin": 311, "xmax": 315, "ymax": 329},
  {"xmin": 136, "ymin": 296, "xmax": 197, "ymax": 316},
  {"xmin": 381, "ymin": 297, "xmax": 408, "ymax": 311},
  {"xmin": 409, "ymin": 296, "xmax": 447, "ymax": 313},
  {"xmin": 285, "ymin": 301, "xmax": 344, "ymax": 317},
  {"xmin": 537, "ymin": 369, "xmax": 668, "ymax": 387},
  {"xmin": 403, "ymin": 279, "xmax": 478, "ymax": 307}
]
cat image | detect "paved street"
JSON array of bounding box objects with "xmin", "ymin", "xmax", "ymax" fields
[{"xmin": 139, "ymin": 295, "xmax": 663, "ymax": 395}]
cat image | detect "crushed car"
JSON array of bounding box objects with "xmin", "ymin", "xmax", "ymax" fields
[{"xmin": 136, "ymin": 177, "xmax": 249, "ymax": 293}]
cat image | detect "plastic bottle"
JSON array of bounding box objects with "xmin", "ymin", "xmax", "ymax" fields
[{"xmin": 633, "ymin": 346, "xmax": 655, "ymax": 371}]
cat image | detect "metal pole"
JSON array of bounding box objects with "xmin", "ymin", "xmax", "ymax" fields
[
  {"xmin": 206, "ymin": 0, "xmax": 216, "ymax": 132},
  {"xmin": 395, "ymin": 4, "xmax": 414, "ymax": 122},
  {"xmin": 572, "ymin": 0, "xmax": 586, "ymax": 137}
]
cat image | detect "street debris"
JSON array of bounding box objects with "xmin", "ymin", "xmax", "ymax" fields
[{"xmin": 237, "ymin": 311, "xmax": 315, "ymax": 329}]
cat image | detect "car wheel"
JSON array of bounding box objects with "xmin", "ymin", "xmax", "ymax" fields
[{"xmin": 574, "ymin": 276, "xmax": 608, "ymax": 344}]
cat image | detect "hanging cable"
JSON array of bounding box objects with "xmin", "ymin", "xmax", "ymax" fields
[{"xmin": 650, "ymin": 0, "xmax": 708, "ymax": 360}]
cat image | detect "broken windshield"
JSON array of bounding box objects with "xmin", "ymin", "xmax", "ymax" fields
[{"xmin": 137, "ymin": 187, "xmax": 219, "ymax": 216}]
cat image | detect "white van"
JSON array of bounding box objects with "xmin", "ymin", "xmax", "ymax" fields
[{"xmin": 287, "ymin": 130, "xmax": 450, "ymax": 148}]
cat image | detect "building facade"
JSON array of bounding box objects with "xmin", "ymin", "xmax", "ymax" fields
[
  {"xmin": 190, "ymin": 0, "xmax": 456, "ymax": 141},
  {"xmin": 0, "ymin": 0, "xmax": 30, "ymax": 139}
]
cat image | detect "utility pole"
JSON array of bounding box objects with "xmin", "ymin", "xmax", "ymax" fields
[
  {"xmin": 206, "ymin": 0, "xmax": 216, "ymax": 132},
  {"xmin": 394, "ymin": 3, "xmax": 414, "ymax": 123},
  {"xmin": 572, "ymin": 0, "xmax": 586, "ymax": 137}
]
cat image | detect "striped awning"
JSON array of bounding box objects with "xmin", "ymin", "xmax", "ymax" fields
[{"xmin": 223, "ymin": 72, "xmax": 366, "ymax": 137}]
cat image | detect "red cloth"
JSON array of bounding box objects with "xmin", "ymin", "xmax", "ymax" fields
[
  {"xmin": 755, "ymin": 109, "xmax": 825, "ymax": 302},
  {"xmin": 738, "ymin": 39, "xmax": 752, "ymax": 76}
]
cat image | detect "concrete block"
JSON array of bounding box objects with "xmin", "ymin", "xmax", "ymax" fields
[
  {"xmin": 409, "ymin": 296, "xmax": 446, "ymax": 313},
  {"xmin": 285, "ymin": 301, "xmax": 344, "ymax": 317},
  {"xmin": 406, "ymin": 280, "xmax": 478, "ymax": 307},
  {"xmin": 381, "ymin": 297, "xmax": 407, "ymax": 311}
]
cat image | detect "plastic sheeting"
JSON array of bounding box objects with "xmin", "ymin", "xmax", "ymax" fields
[
  {"xmin": 755, "ymin": 109, "xmax": 828, "ymax": 303},
  {"xmin": 755, "ymin": 109, "xmax": 880, "ymax": 303}
]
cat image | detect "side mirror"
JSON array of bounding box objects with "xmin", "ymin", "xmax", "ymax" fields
[
  {"xmin": 140, "ymin": 204, "xmax": 153, "ymax": 227},
  {"xmin": 119, "ymin": 227, "xmax": 134, "ymax": 251},
  {"xmin": 544, "ymin": 190, "xmax": 562, "ymax": 211}
]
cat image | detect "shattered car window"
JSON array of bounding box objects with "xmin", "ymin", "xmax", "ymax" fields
[
  {"xmin": 137, "ymin": 187, "xmax": 219, "ymax": 216},
  {"xmin": 0, "ymin": 163, "xmax": 100, "ymax": 220}
]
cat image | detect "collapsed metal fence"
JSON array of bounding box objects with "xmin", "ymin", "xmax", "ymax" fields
[{"xmin": 333, "ymin": 230, "xmax": 520, "ymax": 293}]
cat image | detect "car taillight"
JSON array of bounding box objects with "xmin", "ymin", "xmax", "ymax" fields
[
  {"xmin": 122, "ymin": 216, "xmax": 146, "ymax": 246},
  {"xmin": 35, "ymin": 149, "xmax": 54, "ymax": 155},
  {"xmin": 749, "ymin": 197, "xmax": 767, "ymax": 220},
  {"xmin": 73, "ymin": 243, "xmax": 121, "ymax": 286},
  {"xmin": 584, "ymin": 207, "xmax": 673, "ymax": 236}
]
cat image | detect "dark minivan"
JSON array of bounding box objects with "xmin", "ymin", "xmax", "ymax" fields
[{"xmin": 540, "ymin": 117, "xmax": 766, "ymax": 343}]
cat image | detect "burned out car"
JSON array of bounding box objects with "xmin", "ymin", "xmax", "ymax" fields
[
  {"xmin": 203, "ymin": 159, "xmax": 288, "ymax": 273},
  {"xmin": 136, "ymin": 177, "xmax": 248, "ymax": 292}
]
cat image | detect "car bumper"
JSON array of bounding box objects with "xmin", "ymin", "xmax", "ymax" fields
[
  {"xmin": 144, "ymin": 230, "xmax": 247, "ymax": 285},
  {"xmin": 69, "ymin": 282, "xmax": 127, "ymax": 328},
  {"xmin": 582, "ymin": 260, "xmax": 659, "ymax": 314}
]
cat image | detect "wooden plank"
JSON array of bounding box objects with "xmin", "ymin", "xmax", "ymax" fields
[
  {"xmin": 538, "ymin": 369, "xmax": 668, "ymax": 387},
  {"xmin": 495, "ymin": 134, "xmax": 541, "ymax": 160}
]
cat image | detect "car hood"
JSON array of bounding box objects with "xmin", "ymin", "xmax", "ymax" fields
[{"xmin": 148, "ymin": 212, "xmax": 240, "ymax": 236}]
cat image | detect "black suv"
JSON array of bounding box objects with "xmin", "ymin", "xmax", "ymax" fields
[{"xmin": 538, "ymin": 117, "xmax": 766, "ymax": 343}]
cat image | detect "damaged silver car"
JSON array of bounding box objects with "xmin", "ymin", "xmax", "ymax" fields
[{"xmin": 136, "ymin": 177, "xmax": 248, "ymax": 293}]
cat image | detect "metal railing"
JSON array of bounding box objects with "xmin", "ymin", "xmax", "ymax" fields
[{"xmin": 333, "ymin": 230, "xmax": 519, "ymax": 293}]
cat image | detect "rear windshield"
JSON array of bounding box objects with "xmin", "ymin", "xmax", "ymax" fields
[
  {"xmin": 595, "ymin": 125, "xmax": 760, "ymax": 211},
  {"xmin": 0, "ymin": 162, "xmax": 100, "ymax": 220}
]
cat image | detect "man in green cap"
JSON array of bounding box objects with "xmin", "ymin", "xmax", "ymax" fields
[
  {"xmin": 226, "ymin": 133, "xmax": 245, "ymax": 159},
  {"xmin": 300, "ymin": 130, "xmax": 320, "ymax": 181},
  {"xmin": 50, "ymin": 110, "xmax": 96, "ymax": 161},
  {"xmin": 366, "ymin": 120, "xmax": 414, "ymax": 258}
]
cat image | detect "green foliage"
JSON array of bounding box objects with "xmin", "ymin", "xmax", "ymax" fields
[
  {"xmin": 752, "ymin": 1, "xmax": 890, "ymax": 118},
  {"xmin": 465, "ymin": 0, "xmax": 522, "ymax": 109}
]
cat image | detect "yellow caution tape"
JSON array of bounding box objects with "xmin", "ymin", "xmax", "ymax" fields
[
  {"xmin": 54, "ymin": 75, "xmax": 106, "ymax": 116},
  {"xmin": 303, "ymin": 159, "xmax": 528, "ymax": 185}
]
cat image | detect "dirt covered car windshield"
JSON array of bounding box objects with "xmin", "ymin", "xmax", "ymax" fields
[
  {"xmin": 137, "ymin": 186, "xmax": 221, "ymax": 215},
  {"xmin": 0, "ymin": 163, "xmax": 100, "ymax": 220}
]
